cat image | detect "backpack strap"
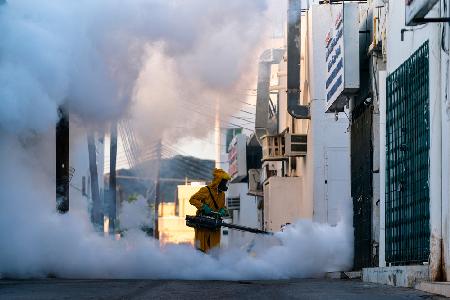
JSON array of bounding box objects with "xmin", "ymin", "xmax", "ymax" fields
[{"xmin": 206, "ymin": 186, "xmax": 219, "ymax": 210}]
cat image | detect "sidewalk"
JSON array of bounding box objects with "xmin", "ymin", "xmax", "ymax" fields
[{"xmin": 415, "ymin": 281, "xmax": 450, "ymax": 298}]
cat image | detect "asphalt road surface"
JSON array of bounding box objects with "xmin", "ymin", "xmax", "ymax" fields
[{"xmin": 0, "ymin": 278, "xmax": 445, "ymax": 300}]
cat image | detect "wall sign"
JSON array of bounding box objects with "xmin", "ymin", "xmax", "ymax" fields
[
  {"xmin": 324, "ymin": 3, "xmax": 360, "ymax": 113},
  {"xmin": 228, "ymin": 134, "xmax": 247, "ymax": 182}
]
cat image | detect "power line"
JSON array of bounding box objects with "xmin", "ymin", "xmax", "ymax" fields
[
  {"xmin": 235, "ymin": 99, "xmax": 257, "ymax": 106},
  {"xmin": 181, "ymin": 105, "xmax": 253, "ymax": 131},
  {"xmin": 162, "ymin": 144, "xmax": 216, "ymax": 175},
  {"xmin": 178, "ymin": 98, "xmax": 255, "ymax": 124},
  {"xmin": 164, "ymin": 154, "xmax": 213, "ymax": 177},
  {"xmin": 239, "ymin": 109, "xmax": 256, "ymax": 115}
]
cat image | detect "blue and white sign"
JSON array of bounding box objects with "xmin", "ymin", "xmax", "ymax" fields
[
  {"xmin": 325, "ymin": 11, "xmax": 344, "ymax": 107},
  {"xmin": 324, "ymin": 3, "xmax": 360, "ymax": 113}
]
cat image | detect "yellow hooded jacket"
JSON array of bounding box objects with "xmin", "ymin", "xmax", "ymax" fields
[{"xmin": 189, "ymin": 168, "xmax": 231, "ymax": 252}]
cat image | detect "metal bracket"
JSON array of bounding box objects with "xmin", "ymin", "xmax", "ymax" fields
[{"xmin": 413, "ymin": 17, "xmax": 450, "ymax": 24}]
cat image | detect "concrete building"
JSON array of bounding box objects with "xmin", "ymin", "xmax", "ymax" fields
[
  {"xmin": 226, "ymin": 133, "xmax": 263, "ymax": 243},
  {"xmin": 254, "ymin": 1, "xmax": 351, "ymax": 233},
  {"xmin": 158, "ymin": 183, "xmax": 203, "ymax": 245},
  {"xmin": 227, "ymin": 181, "xmax": 260, "ymax": 243}
]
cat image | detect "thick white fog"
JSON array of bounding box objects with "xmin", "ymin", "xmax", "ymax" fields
[
  {"xmin": 0, "ymin": 140, "xmax": 353, "ymax": 279},
  {"xmin": 0, "ymin": 136, "xmax": 353, "ymax": 279}
]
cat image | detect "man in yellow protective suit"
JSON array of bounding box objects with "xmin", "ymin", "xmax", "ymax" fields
[{"xmin": 189, "ymin": 168, "xmax": 231, "ymax": 252}]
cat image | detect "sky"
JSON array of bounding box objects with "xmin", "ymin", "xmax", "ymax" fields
[{"xmin": 103, "ymin": 0, "xmax": 287, "ymax": 172}]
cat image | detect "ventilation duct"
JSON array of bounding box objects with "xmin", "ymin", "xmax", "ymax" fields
[
  {"xmin": 255, "ymin": 48, "xmax": 285, "ymax": 140},
  {"xmin": 287, "ymin": 0, "xmax": 309, "ymax": 119}
]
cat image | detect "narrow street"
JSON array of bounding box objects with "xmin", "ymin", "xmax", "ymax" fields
[
  {"xmin": 2, "ymin": 0, "xmax": 450, "ymax": 298},
  {"xmin": 0, "ymin": 279, "xmax": 445, "ymax": 300}
]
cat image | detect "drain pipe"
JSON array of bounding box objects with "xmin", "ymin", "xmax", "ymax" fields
[{"xmin": 287, "ymin": 0, "xmax": 309, "ymax": 119}]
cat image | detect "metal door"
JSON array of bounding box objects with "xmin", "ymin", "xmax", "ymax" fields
[{"xmin": 351, "ymin": 103, "xmax": 374, "ymax": 269}]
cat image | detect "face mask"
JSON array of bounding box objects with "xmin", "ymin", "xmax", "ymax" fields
[{"xmin": 218, "ymin": 179, "xmax": 229, "ymax": 192}]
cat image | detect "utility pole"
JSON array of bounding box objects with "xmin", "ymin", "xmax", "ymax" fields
[
  {"xmin": 109, "ymin": 122, "xmax": 118, "ymax": 235},
  {"xmin": 154, "ymin": 139, "xmax": 162, "ymax": 239},
  {"xmin": 56, "ymin": 106, "xmax": 70, "ymax": 213},
  {"xmin": 215, "ymin": 100, "xmax": 222, "ymax": 169},
  {"xmin": 87, "ymin": 133, "xmax": 102, "ymax": 229}
]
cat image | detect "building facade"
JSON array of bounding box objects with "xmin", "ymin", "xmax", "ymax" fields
[
  {"xmin": 158, "ymin": 183, "xmax": 203, "ymax": 245},
  {"xmin": 253, "ymin": 1, "xmax": 352, "ymax": 233},
  {"xmin": 359, "ymin": 0, "xmax": 450, "ymax": 285}
]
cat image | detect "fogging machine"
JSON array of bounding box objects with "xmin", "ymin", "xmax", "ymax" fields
[{"xmin": 186, "ymin": 212, "xmax": 272, "ymax": 235}]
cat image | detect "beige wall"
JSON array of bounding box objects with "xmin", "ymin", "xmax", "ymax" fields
[
  {"xmin": 263, "ymin": 176, "xmax": 312, "ymax": 232},
  {"xmin": 177, "ymin": 185, "xmax": 202, "ymax": 217},
  {"xmin": 159, "ymin": 202, "xmax": 176, "ymax": 217},
  {"xmin": 158, "ymin": 217, "xmax": 195, "ymax": 246},
  {"xmin": 158, "ymin": 184, "xmax": 203, "ymax": 245}
]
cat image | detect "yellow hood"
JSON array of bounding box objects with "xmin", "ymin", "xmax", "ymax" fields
[{"xmin": 211, "ymin": 168, "xmax": 231, "ymax": 188}]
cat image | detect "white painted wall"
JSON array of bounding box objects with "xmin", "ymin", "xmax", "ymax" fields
[
  {"xmin": 379, "ymin": 70, "xmax": 387, "ymax": 267},
  {"xmin": 226, "ymin": 182, "xmax": 260, "ymax": 244},
  {"xmin": 325, "ymin": 146, "xmax": 351, "ymax": 225},
  {"xmin": 277, "ymin": 53, "xmax": 288, "ymax": 132},
  {"xmin": 228, "ymin": 182, "xmax": 259, "ymax": 229},
  {"xmin": 441, "ymin": 0, "xmax": 450, "ymax": 278},
  {"xmin": 300, "ymin": 4, "xmax": 351, "ymax": 225},
  {"xmin": 302, "ymin": 100, "xmax": 350, "ymax": 225},
  {"xmin": 307, "ymin": 5, "xmax": 331, "ymax": 102},
  {"xmin": 438, "ymin": 0, "xmax": 450, "ymax": 280}
]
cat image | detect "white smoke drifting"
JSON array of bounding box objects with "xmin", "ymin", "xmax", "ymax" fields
[
  {"xmin": 0, "ymin": 139, "xmax": 353, "ymax": 279},
  {"xmin": 0, "ymin": 136, "xmax": 353, "ymax": 279},
  {"xmin": 0, "ymin": 0, "xmax": 266, "ymax": 139},
  {"xmin": 119, "ymin": 196, "xmax": 151, "ymax": 230},
  {"xmin": 0, "ymin": 0, "xmax": 353, "ymax": 280}
]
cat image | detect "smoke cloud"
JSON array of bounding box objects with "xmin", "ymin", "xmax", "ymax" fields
[
  {"xmin": 0, "ymin": 0, "xmax": 267, "ymax": 139},
  {"xmin": 0, "ymin": 139, "xmax": 352, "ymax": 279},
  {"xmin": 119, "ymin": 196, "xmax": 151, "ymax": 230},
  {"xmin": 0, "ymin": 0, "xmax": 353, "ymax": 280}
]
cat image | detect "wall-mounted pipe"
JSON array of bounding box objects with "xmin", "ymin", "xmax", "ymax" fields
[{"xmin": 287, "ymin": 0, "xmax": 310, "ymax": 119}]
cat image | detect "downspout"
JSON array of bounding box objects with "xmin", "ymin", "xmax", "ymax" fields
[{"xmin": 287, "ymin": 0, "xmax": 310, "ymax": 119}]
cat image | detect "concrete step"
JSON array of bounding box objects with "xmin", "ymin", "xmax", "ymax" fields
[
  {"xmin": 325, "ymin": 271, "xmax": 361, "ymax": 279},
  {"xmin": 415, "ymin": 281, "xmax": 450, "ymax": 298},
  {"xmin": 344, "ymin": 271, "xmax": 362, "ymax": 279},
  {"xmin": 362, "ymin": 265, "xmax": 429, "ymax": 287}
]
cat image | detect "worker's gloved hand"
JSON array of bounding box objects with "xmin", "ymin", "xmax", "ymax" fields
[
  {"xmin": 218, "ymin": 207, "xmax": 229, "ymax": 217},
  {"xmin": 202, "ymin": 204, "xmax": 212, "ymax": 215}
]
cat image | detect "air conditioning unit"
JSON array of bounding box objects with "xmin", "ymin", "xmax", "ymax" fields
[
  {"xmin": 226, "ymin": 197, "xmax": 240, "ymax": 210},
  {"xmin": 261, "ymin": 162, "xmax": 279, "ymax": 183},
  {"xmin": 285, "ymin": 133, "xmax": 307, "ymax": 157},
  {"xmin": 261, "ymin": 134, "xmax": 286, "ymax": 161},
  {"xmin": 248, "ymin": 169, "xmax": 263, "ymax": 196}
]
